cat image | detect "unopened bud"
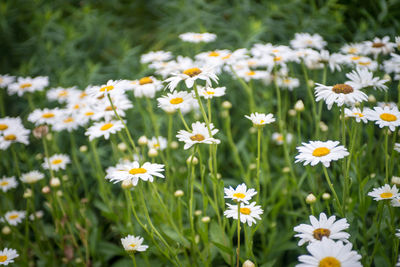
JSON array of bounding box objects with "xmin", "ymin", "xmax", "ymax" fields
[
  {"xmin": 121, "ymin": 179, "xmax": 133, "ymax": 189},
  {"xmin": 46, "ymin": 133, "xmax": 53, "ymax": 141},
  {"xmin": 306, "ymin": 193, "xmax": 317, "ymax": 204},
  {"xmin": 243, "ymin": 260, "xmax": 255, "ymax": 267},
  {"xmin": 33, "ymin": 125, "xmax": 49, "ymax": 139},
  {"xmin": 383, "ymin": 74, "xmax": 391, "ymax": 82},
  {"xmin": 368, "ymin": 94, "xmax": 376, "ymax": 103},
  {"xmin": 307, "ymin": 80, "xmax": 315, "ymax": 88},
  {"xmin": 170, "ymin": 141, "xmax": 179, "ymax": 149},
  {"xmin": 174, "ymin": 190, "xmax": 184, "ymax": 197},
  {"xmin": 294, "ymin": 100, "xmax": 305, "ymax": 112},
  {"xmin": 194, "ymin": 210, "xmax": 202, "ymax": 216},
  {"xmin": 23, "ymin": 188, "xmax": 32, "ymax": 198},
  {"xmin": 370, "ymin": 173, "xmax": 376, "ymax": 178},
  {"xmin": 282, "ymin": 167, "xmax": 290, "ymax": 173},
  {"xmin": 201, "ymin": 216, "xmax": 210, "ymax": 223},
  {"xmin": 322, "ymin": 193, "xmax": 331, "ymax": 200},
  {"xmin": 56, "ymin": 190, "xmax": 63, "ymax": 197},
  {"xmin": 50, "ymin": 177, "xmax": 61, "ymax": 187},
  {"xmin": 138, "ymin": 136, "xmax": 148, "ymax": 146},
  {"xmin": 222, "ymin": 101, "xmax": 232, "ymax": 109},
  {"xmin": 319, "ymin": 121, "xmax": 328, "ymax": 132},
  {"xmin": 118, "ymin": 142, "xmax": 127, "ymax": 151},
  {"xmin": 42, "ymin": 186, "xmax": 51, "ymax": 194},
  {"xmin": 79, "ymin": 145, "xmax": 88, "ymax": 152},
  {"xmin": 392, "ymin": 176, "xmax": 400, "ymax": 186},
  {"xmin": 35, "ymin": 153, "xmax": 43, "ymax": 160},
  {"xmin": 288, "ymin": 109, "xmax": 296, "ymax": 117},
  {"xmin": 2, "ymin": 226, "xmax": 11, "ymax": 235},
  {"xmin": 148, "ymin": 148, "xmax": 158, "ymax": 157},
  {"xmin": 186, "ymin": 155, "xmax": 198, "ymax": 165}
]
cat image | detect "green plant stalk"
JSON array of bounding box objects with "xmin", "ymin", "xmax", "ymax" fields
[
  {"xmin": 69, "ymin": 131, "xmax": 88, "ymax": 195},
  {"xmin": 301, "ymin": 62, "xmax": 318, "ymax": 135},
  {"xmin": 369, "ymin": 202, "xmax": 384, "ymax": 266},
  {"xmin": 237, "ymin": 202, "xmax": 241, "ymax": 267},
  {"xmin": 178, "ymin": 109, "xmax": 190, "ymax": 131},
  {"xmin": 130, "ymin": 254, "xmax": 137, "ymax": 267},
  {"xmin": 323, "ymin": 166, "xmax": 344, "ymax": 217},
  {"xmin": 256, "ymin": 127, "xmax": 262, "ymax": 202},
  {"xmin": 384, "ymin": 131, "xmax": 389, "ymax": 183}
]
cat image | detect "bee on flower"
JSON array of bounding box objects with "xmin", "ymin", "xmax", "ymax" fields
[
  {"xmin": 295, "ymin": 141, "xmax": 349, "ymax": 167},
  {"xmin": 176, "ymin": 121, "xmax": 220, "ymax": 150}
]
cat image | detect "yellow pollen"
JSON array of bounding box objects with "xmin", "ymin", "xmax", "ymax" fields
[
  {"xmin": 20, "ymin": 83, "xmax": 32, "ymax": 89},
  {"xmin": 208, "ymin": 51, "xmax": 220, "ymax": 57},
  {"xmin": 380, "ymin": 192, "xmax": 393, "ymax": 198},
  {"xmin": 52, "ymin": 159, "xmax": 62, "ymax": 165},
  {"xmin": 100, "ymin": 85, "xmax": 114, "ymax": 92},
  {"xmin": 358, "ymin": 61, "xmax": 370, "ymax": 66},
  {"xmin": 190, "ymin": 134, "xmax": 205, "ymax": 141},
  {"xmin": 380, "ymin": 113, "xmax": 397, "ymax": 122},
  {"xmin": 42, "ymin": 112, "xmax": 55, "ymax": 118},
  {"xmin": 139, "ymin": 77, "xmax": 153, "ymax": 85},
  {"xmin": 246, "ymin": 71, "xmax": 256, "ymax": 76},
  {"xmin": 183, "ymin": 67, "xmax": 202, "ymax": 77},
  {"xmin": 85, "ymin": 111, "xmax": 94, "ymax": 116},
  {"xmin": 240, "ymin": 207, "xmax": 251, "ymax": 215},
  {"xmin": 233, "ymin": 193, "xmax": 246, "ymax": 199},
  {"xmin": 100, "ymin": 123, "xmax": 113, "ymax": 131},
  {"xmin": 105, "ymin": 106, "xmax": 113, "ymax": 111},
  {"xmin": 0, "ymin": 124, "xmax": 8, "ymax": 130},
  {"xmin": 0, "ymin": 255, "xmax": 7, "ymax": 262},
  {"xmin": 9, "ymin": 214, "xmax": 19, "ymax": 220},
  {"xmin": 170, "ymin": 97, "xmax": 184, "ymax": 104},
  {"xmin": 0, "ymin": 181, "xmax": 9, "ymax": 186},
  {"xmin": 58, "ymin": 90, "xmax": 68, "ymax": 97},
  {"xmin": 73, "ymin": 104, "xmax": 80, "ymax": 109},
  {"xmin": 272, "ymin": 49, "xmax": 279, "ymax": 53},
  {"xmin": 332, "ymin": 84, "xmax": 354, "ymax": 94},
  {"xmin": 353, "ymin": 112, "xmax": 364, "ymax": 117},
  {"xmin": 276, "ymin": 135, "xmax": 284, "ymax": 142},
  {"xmin": 274, "ymin": 56, "xmax": 282, "ymax": 62},
  {"xmin": 4, "ymin": 134, "xmax": 16, "ymax": 141},
  {"xmin": 129, "ymin": 244, "xmax": 136, "ymax": 248},
  {"xmin": 348, "ymin": 48, "xmax": 357, "ymax": 54},
  {"xmin": 350, "ymin": 56, "xmax": 361, "ymax": 61},
  {"xmin": 129, "ymin": 168, "xmax": 147, "ymax": 175},
  {"xmin": 313, "ymin": 228, "xmax": 331, "ymax": 240},
  {"xmin": 154, "ymin": 143, "xmax": 160, "ymax": 148},
  {"xmin": 206, "ymin": 91, "xmax": 215, "ymax": 95},
  {"xmin": 247, "ymin": 61, "xmax": 256, "ymax": 66},
  {"xmin": 312, "ymin": 147, "xmax": 330, "ymax": 157},
  {"xmin": 319, "ymin": 256, "xmax": 340, "ymax": 267},
  {"xmin": 63, "ymin": 117, "xmax": 74, "ymax": 123},
  {"xmin": 80, "ymin": 92, "xmax": 87, "ymax": 98},
  {"xmin": 372, "ymin": 42, "xmax": 385, "ymax": 48},
  {"xmin": 283, "ymin": 79, "xmax": 291, "ymax": 84},
  {"xmin": 222, "ymin": 54, "xmax": 231, "ymax": 60}
]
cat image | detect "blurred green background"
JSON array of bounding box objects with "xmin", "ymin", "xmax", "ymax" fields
[{"xmin": 1, "ymin": 0, "xmax": 400, "ymax": 87}]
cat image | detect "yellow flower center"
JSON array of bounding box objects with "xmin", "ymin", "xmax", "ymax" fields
[
  {"xmin": 222, "ymin": 54, "xmax": 231, "ymax": 60},
  {"xmin": 283, "ymin": 79, "xmax": 291, "ymax": 84},
  {"xmin": 348, "ymin": 48, "xmax": 357, "ymax": 54},
  {"xmin": 0, "ymin": 181, "xmax": 9, "ymax": 186},
  {"xmin": 9, "ymin": 214, "xmax": 19, "ymax": 220},
  {"xmin": 20, "ymin": 83, "xmax": 32, "ymax": 89},
  {"xmin": 372, "ymin": 42, "xmax": 385, "ymax": 48},
  {"xmin": 129, "ymin": 243, "xmax": 136, "ymax": 248},
  {"xmin": 139, "ymin": 77, "xmax": 153, "ymax": 85},
  {"xmin": 183, "ymin": 67, "xmax": 202, "ymax": 77},
  {"xmin": 274, "ymin": 56, "xmax": 282, "ymax": 62},
  {"xmin": 80, "ymin": 92, "xmax": 87, "ymax": 99},
  {"xmin": 246, "ymin": 71, "xmax": 256, "ymax": 76},
  {"xmin": 319, "ymin": 256, "xmax": 341, "ymax": 267},
  {"xmin": 353, "ymin": 112, "xmax": 364, "ymax": 117},
  {"xmin": 233, "ymin": 193, "xmax": 246, "ymax": 199},
  {"xmin": 129, "ymin": 168, "xmax": 147, "ymax": 175},
  {"xmin": 42, "ymin": 112, "xmax": 55, "ymax": 118},
  {"xmin": 350, "ymin": 56, "xmax": 361, "ymax": 61},
  {"xmin": 272, "ymin": 49, "xmax": 279, "ymax": 53},
  {"xmin": 100, "ymin": 85, "xmax": 114, "ymax": 92},
  {"xmin": 332, "ymin": 84, "xmax": 354, "ymax": 94},
  {"xmin": 380, "ymin": 113, "xmax": 397, "ymax": 122},
  {"xmin": 0, "ymin": 255, "xmax": 7, "ymax": 262},
  {"xmin": 170, "ymin": 97, "xmax": 184, "ymax": 104},
  {"xmin": 105, "ymin": 106, "xmax": 113, "ymax": 111},
  {"xmin": 358, "ymin": 61, "xmax": 370, "ymax": 66},
  {"xmin": 0, "ymin": 124, "xmax": 8, "ymax": 130},
  {"xmin": 52, "ymin": 159, "xmax": 62, "ymax": 165},
  {"xmin": 58, "ymin": 90, "xmax": 68, "ymax": 97},
  {"xmin": 313, "ymin": 228, "xmax": 331, "ymax": 240},
  {"xmin": 240, "ymin": 207, "xmax": 251, "ymax": 215},
  {"xmin": 100, "ymin": 123, "xmax": 113, "ymax": 131},
  {"xmin": 312, "ymin": 147, "xmax": 331, "ymax": 157},
  {"xmin": 154, "ymin": 143, "xmax": 160, "ymax": 148},
  {"xmin": 63, "ymin": 117, "xmax": 74, "ymax": 123},
  {"xmin": 206, "ymin": 91, "xmax": 215, "ymax": 95},
  {"xmin": 276, "ymin": 135, "xmax": 284, "ymax": 142},
  {"xmin": 85, "ymin": 111, "xmax": 94, "ymax": 116},
  {"xmin": 190, "ymin": 134, "xmax": 205, "ymax": 141},
  {"xmin": 380, "ymin": 192, "xmax": 393, "ymax": 198},
  {"xmin": 208, "ymin": 51, "xmax": 220, "ymax": 57},
  {"xmin": 73, "ymin": 104, "xmax": 80, "ymax": 109},
  {"xmin": 4, "ymin": 134, "xmax": 16, "ymax": 141}
]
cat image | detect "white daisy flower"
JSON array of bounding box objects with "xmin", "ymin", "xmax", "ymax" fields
[
  {"xmin": 52, "ymin": 112, "xmax": 86, "ymax": 132},
  {"xmin": 140, "ymin": 50, "xmax": 172, "ymax": 64},
  {"xmin": 293, "ymin": 212, "xmax": 350, "ymax": 246},
  {"xmin": 276, "ymin": 77, "xmax": 300, "ymax": 91},
  {"xmin": 377, "ymin": 102, "xmax": 398, "ymax": 109},
  {"xmin": 0, "ymin": 117, "xmax": 23, "ymax": 133},
  {"xmin": 42, "ymin": 154, "xmax": 71, "ymax": 171},
  {"xmin": 314, "ymin": 83, "xmax": 368, "ymax": 110},
  {"xmin": 364, "ymin": 36, "xmax": 395, "ymax": 58},
  {"xmin": 345, "ymin": 67, "xmax": 389, "ymax": 91},
  {"xmin": 0, "ymin": 75, "xmax": 15, "ymax": 88},
  {"xmin": 121, "ymin": 235, "xmax": 149, "ymax": 252},
  {"xmin": 368, "ymin": 184, "xmax": 400, "ymax": 201},
  {"xmin": 198, "ymin": 86, "xmax": 226, "ymax": 99},
  {"xmin": 235, "ymin": 69, "xmax": 271, "ymax": 82},
  {"xmin": 0, "ymin": 248, "xmax": 19, "ymax": 265},
  {"xmin": 164, "ymin": 66, "xmax": 218, "ymax": 91},
  {"xmin": 3, "ymin": 210, "xmax": 26, "ymax": 226},
  {"xmin": 20, "ymin": 170, "xmax": 45, "ymax": 184},
  {"xmin": 296, "ymin": 238, "xmax": 362, "ymax": 267},
  {"xmin": 365, "ymin": 106, "xmax": 400, "ymax": 131},
  {"xmin": 395, "ymin": 143, "xmax": 400, "ymax": 153},
  {"xmin": 179, "ymin": 32, "xmax": 216, "ymax": 43},
  {"xmin": 295, "ymin": 140, "xmax": 349, "ymax": 167},
  {"xmin": 28, "ymin": 108, "xmax": 61, "ymax": 126},
  {"xmin": 224, "ymin": 183, "xmax": 257, "ymax": 204},
  {"xmin": 176, "ymin": 121, "xmax": 220, "ymax": 150},
  {"xmin": 272, "ymin": 132, "xmax": 293, "ymax": 145},
  {"xmin": 344, "ymin": 107, "xmax": 369, "ymax": 123},
  {"xmin": 245, "ymin": 112, "xmax": 275, "ymax": 127},
  {"xmin": 129, "ymin": 76, "xmax": 163, "ymax": 98},
  {"xmin": 0, "ymin": 176, "xmax": 18, "ymax": 192},
  {"xmin": 47, "ymin": 87, "xmax": 80, "ymax": 103},
  {"xmin": 224, "ymin": 202, "xmax": 263, "ymax": 226},
  {"xmin": 7, "ymin": 76, "xmax": 48, "ymax": 96},
  {"xmin": 85, "ymin": 120, "xmax": 124, "ymax": 141},
  {"xmin": 0, "ymin": 125, "xmax": 30, "ymax": 150},
  {"xmin": 393, "ymin": 197, "xmax": 400, "ymax": 207},
  {"xmin": 106, "ymin": 161, "xmax": 164, "ymax": 186},
  {"xmin": 340, "ymin": 43, "xmax": 365, "ymax": 55},
  {"xmin": 86, "ymin": 80, "xmax": 129, "ymax": 99},
  {"xmin": 157, "ymin": 91, "xmax": 196, "ymax": 111},
  {"xmin": 90, "ymin": 95, "xmax": 133, "ymax": 121},
  {"xmin": 147, "ymin": 136, "xmax": 167, "ymax": 151},
  {"xmin": 290, "ymin": 33, "xmax": 327, "ymax": 50}
]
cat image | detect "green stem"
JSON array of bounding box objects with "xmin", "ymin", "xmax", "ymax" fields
[
  {"xmin": 237, "ymin": 202, "xmax": 241, "ymax": 267},
  {"xmin": 322, "ymin": 166, "xmax": 344, "ymax": 217}
]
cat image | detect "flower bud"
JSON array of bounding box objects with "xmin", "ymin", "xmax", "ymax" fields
[
  {"xmin": 288, "ymin": 109, "xmax": 297, "ymax": 117},
  {"xmin": 370, "ymin": 173, "xmax": 376, "ymax": 178},
  {"xmin": 307, "ymin": 80, "xmax": 315, "ymax": 88},
  {"xmin": 368, "ymin": 94, "xmax": 376, "ymax": 103},
  {"xmin": 319, "ymin": 121, "xmax": 328, "ymax": 132},
  {"xmin": 121, "ymin": 179, "xmax": 133, "ymax": 189},
  {"xmin": 222, "ymin": 101, "xmax": 232, "ymax": 109},
  {"xmin": 138, "ymin": 136, "xmax": 148, "ymax": 146},
  {"xmin": 42, "ymin": 186, "xmax": 51, "ymax": 194},
  {"xmin": 186, "ymin": 155, "xmax": 198, "ymax": 165},
  {"xmin": 79, "ymin": 145, "xmax": 88, "ymax": 152},
  {"xmin": 2, "ymin": 226, "xmax": 11, "ymax": 235},
  {"xmin": 194, "ymin": 210, "xmax": 202, "ymax": 216},
  {"xmin": 35, "ymin": 153, "xmax": 43, "ymax": 160},
  {"xmin": 201, "ymin": 216, "xmax": 210, "ymax": 223},
  {"xmin": 322, "ymin": 193, "xmax": 331, "ymax": 200},
  {"xmin": 392, "ymin": 176, "xmax": 400, "ymax": 186},
  {"xmin": 33, "ymin": 125, "xmax": 49, "ymax": 139},
  {"xmin": 50, "ymin": 177, "xmax": 61, "ymax": 187},
  {"xmin": 170, "ymin": 141, "xmax": 179, "ymax": 149},
  {"xmin": 148, "ymin": 148, "xmax": 158, "ymax": 157},
  {"xmin": 282, "ymin": 167, "xmax": 290, "ymax": 173},
  {"xmin": 221, "ymin": 110, "xmax": 229, "ymax": 118},
  {"xmin": 249, "ymin": 163, "xmax": 256, "ymax": 170},
  {"xmin": 306, "ymin": 193, "xmax": 317, "ymax": 204},
  {"xmin": 118, "ymin": 142, "xmax": 127, "ymax": 151},
  {"xmin": 174, "ymin": 190, "xmax": 184, "ymax": 197},
  {"xmin": 62, "ymin": 175, "xmax": 68, "ymax": 181},
  {"xmin": 243, "ymin": 260, "xmax": 255, "ymax": 267},
  {"xmin": 23, "ymin": 188, "xmax": 32, "ymax": 198},
  {"xmin": 46, "ymin": 133, "xmax": 53, "ymax": 141},
  {"xmin": 383, "ymin": 73, "xmax": 391, "ymax": 82},
  {"xmin": 294, "ymin": 100, "xmax": 304, "ymax": 112},
  {"xmin": 57, "ymin": 190, "xmax": 63, "ymax": 197}
]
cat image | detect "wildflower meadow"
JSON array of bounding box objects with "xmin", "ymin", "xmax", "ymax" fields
[{"xmin": 2, "ymin": 1, "xmax": 400, "ymax": 266}]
